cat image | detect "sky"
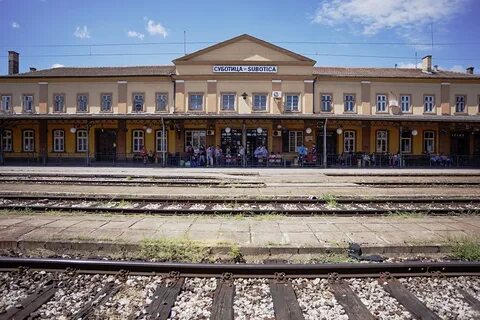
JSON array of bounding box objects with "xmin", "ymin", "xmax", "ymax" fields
[{"xmin": 1, "ymin": 0, "xmax": 480, "ymax": 75}]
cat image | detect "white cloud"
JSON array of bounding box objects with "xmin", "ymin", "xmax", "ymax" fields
[
  {"xmin": 51, "ymin": 64, "xmax": 65, "ymax": 68},
  {"xmin": 127, "ymin": 30, "xmax": 145, "ymax": 40},
  {"xmin": 74, "ymin": 26, "xmax": 90, "ymax": 39},
  {"xmin": 396, "ymin": 62, "xmax": 421, "ymax": 69},
  {"xmin": 449, "ymin": 65, "xmax": 465, "ymax": 73},
  {"xmin": 11, "ymin": 22, "xmax": 20, "ymax": 28},
  {"xmin": 146, "ymin": 19, "xmax": 168, "ymax": 37},
  {"xmin": 312, "ymin": 0, "xmax": 467, "ymax": 37}
]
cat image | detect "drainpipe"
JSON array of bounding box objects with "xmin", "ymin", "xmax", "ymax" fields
[
  {"xmin": 86, "ymin": 121, "xmax": 91, "ymax": 166},
  {"xmin": 0, "ymin": 124, "xmax": 4, "ymax": 166},
  {"xmin": 161, "ymin": 117, "xmax": 166, "ymax": 167}
]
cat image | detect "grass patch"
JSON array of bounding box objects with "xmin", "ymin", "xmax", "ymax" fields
[
  {"xmin": 228, "ymin": 244, "xmax": 245, "ymax": 263},
  {"xmin": 310, "ymin": 253, "xmax": 354, "ymax": 264},
  {"xmin": 322, "ymin": 193, "xmax": 337, "ymax": 208},
  {"xmin": 117, "ymin": 199, "xmax": 132, "ymax": 208},
  {"xmin": 140, "ymin": 237, "xmax": 209, "ymax": 262},
  {"xmin": 387, "ymin": 211, "xmax": 426, "ymax": 219},
  {"xmin": 253, "ymin": 212, "xmax": 286, "ymax": 221},
  {"xmin": 449, "ymin": 237, "xmax": 480, "ymax": 261}
]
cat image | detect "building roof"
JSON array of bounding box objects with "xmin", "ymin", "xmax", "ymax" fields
[
  {"xmin": 2, "ymin": 65, "xmax": 175, "ymax": 78},
  {"xmin": 313, "ymin": 67, "xmax": 480, "ymax": 79}
]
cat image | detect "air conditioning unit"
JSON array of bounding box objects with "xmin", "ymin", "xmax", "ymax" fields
[
  {"xmin": 273, "ymin": 130, "xmax": 282, "ymax": 137},
  {"xmin": 207, "ymin": 130, "xmax": 215, "ymax": 136},
  {"xmin": 272, "ymin": 91, "xmax": 282, "ymax": 99}
]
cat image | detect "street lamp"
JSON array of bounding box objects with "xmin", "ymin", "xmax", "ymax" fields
[{"xmin": 336, "ymin": 127, "xmax": 343, "ymax": 135}]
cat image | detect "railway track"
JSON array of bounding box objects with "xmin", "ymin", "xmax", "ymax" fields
[
  {"xmin": 0, "ymin": 195, "xmax": 479, "ymax": 215},
  {"xmin": 0, "ymin": 257, "xmax": 479, "ymax": 319}
]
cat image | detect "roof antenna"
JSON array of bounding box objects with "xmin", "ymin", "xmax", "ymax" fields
[{"xmin": 183, "ymin": 31, "xmax": 187, "ymax": 56}]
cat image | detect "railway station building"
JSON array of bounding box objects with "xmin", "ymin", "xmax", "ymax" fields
[{"xmin": 0, "ymin": 34, "xmax": 479, "ymax": 167}]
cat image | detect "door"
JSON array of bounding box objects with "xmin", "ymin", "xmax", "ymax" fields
[
  {"xmin": 246, "ymin": 129, "xmax": 268, "ymax": 156},
  {"xmin": 450, "ymin": 132, "xmax": 469, "ymax": 155},
  {"xmin": 317, "ymin": 131, "xmax": 337, "ymax": 155},
  {"xmin": 96, "ymin": 129, "xmax": 116, "ymax": 161}
]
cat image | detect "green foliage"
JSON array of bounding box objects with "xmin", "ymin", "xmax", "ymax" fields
[
  {"xmin": 322, "ymin": 193, "xmax": 337, "ymax": 207},
  {"xmin": 140, "ymin": 237, "xmax": 208, "ymax": 262},
  {"xmin": 229, "ymin": 244, "xmax": 245, "ymax": 263},
  {"xmin": 449, "ymin": 237, "xmax": 480, "ymax": 261}
]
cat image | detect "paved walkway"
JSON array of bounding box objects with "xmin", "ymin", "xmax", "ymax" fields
[{"xmin": 1, "ymin": 213, "xmax": 478, "ymax": 257}]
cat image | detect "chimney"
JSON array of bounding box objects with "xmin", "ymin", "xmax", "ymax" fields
[
  {"xmin": 8, "ymin": 51, "xmax": 19, "ymax": 75},
  {"xmin": 422, "ymin": 55, "xmax": 432, "ymax": 73},
  {"xmin": 29, "ymin": 67, "xmax": 37, "ymax": 72},
  {"xmin": 466, "ymin": 67, "xmax": 474, "ymax": 74},
  {"xmin": 433, "ymin": 65, "xmax": 439, "ymax": 72}
]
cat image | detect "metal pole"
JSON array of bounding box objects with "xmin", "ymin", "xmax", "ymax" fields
[
  {"xmin": 86, "ymin": 121, "xmax": 90, "ymax": 167},
  {"xmin": 0, "ymin": 126, "xmax": 4, "ymax": 166},
  {"xmin": 161, "ymin": 117, "xmax": 166, "ymax": 167},
  {"xmin": 323, "ymin": 118, "xmax": 327, "ymax": 168},
  {"xmin": 399, "ymin": 125, "xmax": 402, "ymax": 168}
]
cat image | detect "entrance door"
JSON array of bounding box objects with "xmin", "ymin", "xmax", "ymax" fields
[
  {"xmin": 317, "ymin": 131, "xmax": 337, "ymax": 155},
  {"xmin": 450, "ymin": 132, "xmax": 469, "ymax": 155},
  {"xmin": 246, "ymin": 129, "xmax": 268, "ymax": 156},
  {"xmin": 96, "ymin": 129, "xmax": 116, "ymax": 161}
]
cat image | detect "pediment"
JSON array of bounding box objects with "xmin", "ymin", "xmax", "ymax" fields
[{"xmin": 173, "ymin": 34, "xmax": 315, "ymax": 65}]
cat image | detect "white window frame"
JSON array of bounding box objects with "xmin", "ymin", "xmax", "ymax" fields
[
  {"xmin": 185, "ymin": 130, "xmax": 206, "ymax": 149},
  {"xmin": 1, "ymin": 95, "xmax": 12, "ymax": 112},
  {"xmin": 284, "ymin": 94, "xmax": 300, "ymax": 112},
  {"xmin": 53, "ymin": 94, "xmax": 65, "ymax": 113},
  {"xmin": 23, "ymin": 130, "xmax": 34, "ymax": 152},
  {"xmin": 77, "ymin": 94, "xmax": 88, "ymax": 112},
  {"xmin": 424, "ymin": 130, "xmax": 435, "ymax": 153},
  {"xmin": 76, "ymin": 130, "xmax": 88, "ymax": 152},
  {"xmin": 23, "ymin": 95, "xmax": 34, "ymax": 113},
  {"xmin": 253, "ymin": 93, "xmax": 268, "ymax": 111},
  {"xmin": 53, "ymin": 129, "xmax": 65, "ymax": 152},
  {"xmin": 343, "ymin": 130, "xmax": 355, "ymax": 153},
  {"xmin": 455, "ymin": 95, "xmax": 466, "ymax": 113},
  {"xmin": 321, "ymin": 94, "xmax": 332, "ymax": 112},
  {"xmin": 288, "ymin": 131, "xmax": 303, "ymax": 152},
  {"xmin": 189, "ymin": 93, "xmax": 203, "ymax": 111},
  {"xmin": 101, "ymin": 93, "xmax": 112, "ymax": 112},
  {"xmin": 132, "ymin": 130, "xmax": 144, "ymax": 153},
  {"xmin": 400, "ymin": 95, "xmax": 410, "ymax": 112},
  {"xmin": 156, "ymin": 93, "xmax": 168, "ymax": 112},
  {"xmin": 424, "ymin": 95, "xmax": 435, "ymax": 113},
  {"xmin": 133, "ymin": 93, "xmax": 144, "ymax": 112},
  {"xmin": 2, "ymin": 130, "xmax": 12, "ymax": 152},
  {"xmin": 376, "ymin": 94, "xmax": 387, "ymax": 112},
  {"xmin": 221, "ymin": 93, "xmax": 236, "ymax": 111},
  {"xmin": 400, "ymin": 132, "xmax": 412, "ymax": 153},
  {"xmin": 376, "ymin": 130, "xmax": 388, "ymax": 153},
  {"xmin": 156, "ymin": 130, "xmax": 167, "ymax": 152},
  {"xmin": 344, "ymin": 94, "xmax": 355, "ymax": 112}
]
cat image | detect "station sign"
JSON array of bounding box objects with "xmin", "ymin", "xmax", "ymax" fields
[{"xmin": 213, "ymin": 65, "xmax": 278, "ymax": 73}]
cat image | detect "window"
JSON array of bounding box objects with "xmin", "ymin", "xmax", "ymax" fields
[
  {"xmin": 189, "ymin": 93, "xmax": 203, "ymax": 111},
  {"xmin": 101, "ymin": 94, "xmax": 112, "ymax": 112},
  {"xmin": 156, "ymin": 93, "xmax": 168, "ymax": 112},
  {"xmin": 23, "ymin": 95, "xmax": 34, "ymax": 112},
  {"xmin": 132, "ymin": 130, "xmax": 144, "ymax": 152},
  {"xmin": 400, "ymin": 95, "xmax": 410, "ymax": 112},
  {"xmin": 343, "ymin": 131, "xmax": 355, "ymax": 152},
  {"xmin": 185, "ymin": 130, "xmax": 206, "ymax": 148},
  {"xmin": 253, "ymin": 94, "xmax": 267, "ymax": 111},
  {"xmin": 424, "ymin": 95, "xmax": 435, "ymax": 112},
  {"xmin": 221, "ymin": 93, "xmax": 235, "ymax": 111},
  {"xmin": 133, "ymin": 93, "xmax": 144, "ymax": 112},
  {"xmin": 285, "ymin": 94, "xmax": 300, "ymax": 112},
  {"xmin": 76, "ymin": 130, "xmax": 88, "ymax": 152},
  {"xmin": 156, "ymin": 130, "xmax": 167, "ymax": 152},
  {"xmin": 53, "ymin": 130, "xmax": 64, "ymax": 152},
  {"xmin": 2, "ymin": 130, "xmax": 12, "ymax": 152},
  {"xmin": 376, "ymin": 94, "xmax": 387, "ymax": 112},
  {"xmin": 376, "ymin": 130, "xmax": 388, "ymax": 153},
  {"xmin": 424, "ymin": 131, "xmax": 435, "ymax": 153},
  {"xmin": 455, "ymin": 95, "xmax": 466, "ymax": 113},
  {"xmin": 77, "ymin": 94, "xmax": 88, "ymax": 112},
  {"xmin": 53, "ymin": 94, "xmax": 65, "ymax": 112},
  {"xmin": 321, "ymin": 94, "xmax": 332, "ymax": 112},
  {"xmin": 400, "ymin": 131, "xmax": 412, "ymax": 153},
  {"xmin": 344, "ymin": 94, "xmax": 355, "ymax": 112},
  {"xmin": 288, "ymin": 131, "xmax": 303, "ymax": 152},
  {"xmin": 1, "ymin": 95, "xmax": 12, "ymax": 112},
  {"xmin": 23, "ymin": 130, "xmax": 34, "ymax": 152}
]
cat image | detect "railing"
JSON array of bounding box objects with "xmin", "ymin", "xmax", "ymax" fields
[{"xmin": 1, "ymin": 151, "xmax": 480, "ymax": 168}]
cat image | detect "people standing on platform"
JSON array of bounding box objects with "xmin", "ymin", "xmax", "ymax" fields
[
  {"xmin": 298, "ymin": 144, "xmax": 307, "ymax": 166},
  {"xmin": 206, "ymin": 145, "xmax": 214, "ymax": 167},
  {"xmin": 214, "ymin": 145, "xmax": 222, "ymax": 166},
  {"xmin": 239, "ymin": 145, "xmax": 246, "ymax": 167},
  {"xmin": 140, "ymin": 145, "xmax": 147, "ymax": 165},
  {"xmin": 199, "ymin": 145, "xmax": 206, "ymax": 166}
]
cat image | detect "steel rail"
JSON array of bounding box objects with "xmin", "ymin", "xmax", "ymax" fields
[
  {"xmin": 0, "ymin": 194, "xmax": 478, "ymax": 204},
  {"xmin": 0, "ymin": 257, "xmax": 479, "ymax": 278}
]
